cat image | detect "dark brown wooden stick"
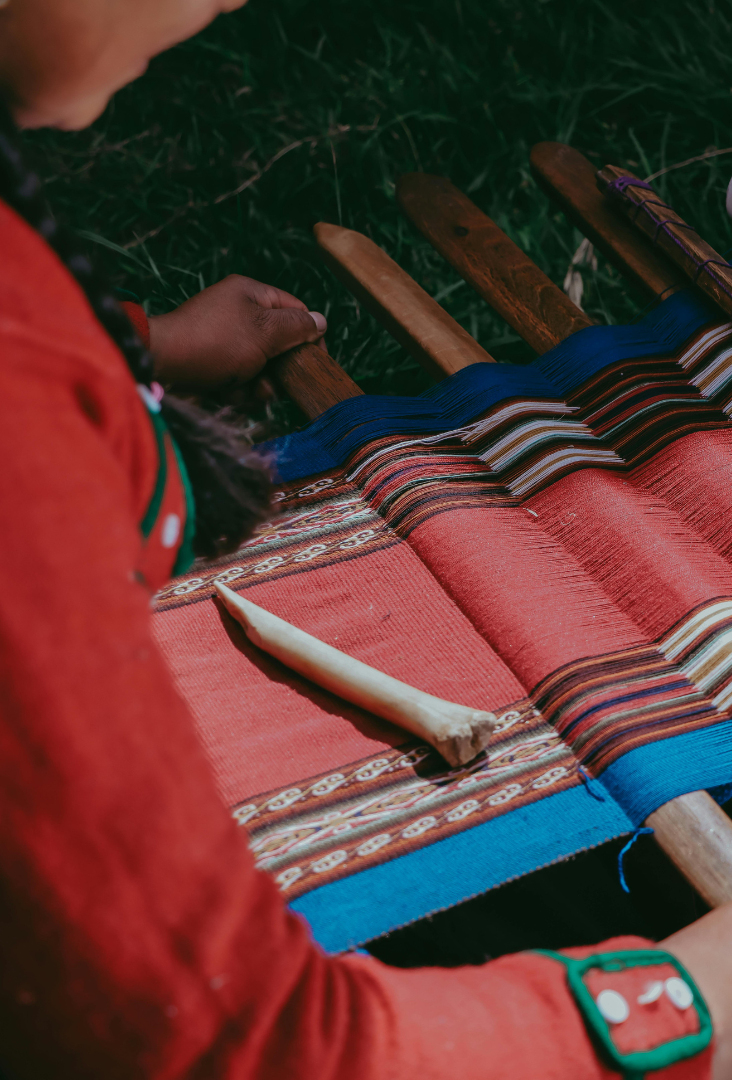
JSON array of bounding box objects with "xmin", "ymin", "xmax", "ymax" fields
[
  {"xmin": 314, "ymin": 221, "xmax": 495, "ymax": 378},
  {"xmin": 269, "ymin": 342, "xmax": 363, "ymax": 420},
  {"xmin": 597, "ymin": 164, "xmax": 732, "ymax": 321},
  {"xmin": 530, "ymin": 142, "xmax": 684, "ymax": 300},
  {"xmin": 396, "ymin": 172, "xmax": 593, "ymax": 354}
]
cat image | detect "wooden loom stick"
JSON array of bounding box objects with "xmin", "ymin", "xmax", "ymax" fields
[
  {"xmin": 393, "ymin": 172, "xmax": 732, "ymax": 906},
  {"xmin": 530, "ymin": 142, "xmax": 684, "ymax": 300},
  {"xmin": 647, "ymin": 792, "xmax": 732, "ymax": 909},
  {"xmin": 314, "ymin": 221, "xmax": 495, "ymax": 378},
  {"xmin": 396, "ymin": 172, "xmax": 593, "ymax": 355},
  {"xmin": 268, "ymin": 342, "xmax": 363, "ymax": 420},
  {"xmin": 215, "ymin": 582, "xmax": 497, "ymax": 768},
  {"xmin": 597, "ymin": 164, "xmax": 732, "ymax": 322}
]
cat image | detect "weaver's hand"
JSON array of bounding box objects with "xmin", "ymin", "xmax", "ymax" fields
[{"xmin": 147, "ymin": 274, "xmax": 327, "ymax": 390}]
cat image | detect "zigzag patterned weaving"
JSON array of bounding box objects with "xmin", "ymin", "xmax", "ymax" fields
[{"xmin": 152, "ymin": 288, "xmax": 732, "ymax": 953}]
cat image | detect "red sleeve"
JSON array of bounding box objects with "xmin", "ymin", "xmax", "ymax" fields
[
  {"xmin": 0, "ymin": 204, "xmax": 712, "ymax": 1080},
  {"xmin": 120, "ymin": 299, "xmax": 151, "ymax": 348}
]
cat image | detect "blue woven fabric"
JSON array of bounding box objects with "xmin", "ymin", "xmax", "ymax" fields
[
  {"xmin": 292, "ymin": 784, "xmax": 633, "ymax": 952},
  {"xmin": 533, "ymin": 289, "xmax": 717, "ymax": 392},
  {"xmin": 293, "ymin": 720, "xmax": 732, "ymax": 952},
  {"xmin": 264, "ymin": 289, "xmax": 717, "ymax": 482},
  {"xmin": 264, "ymin": 365, "xmax": 558, "ymax": 481}
]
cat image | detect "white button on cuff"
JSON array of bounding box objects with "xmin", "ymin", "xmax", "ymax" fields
[
  {"xmin": 161, "ymin": 513, "xmax": 181, "ymax": 548},
  {"xmin": 596, "ymin": 989, "xmax": 630, "ymax": 1024},
  {"xmin": 665, "ymin": 977, "xmax": 694, "ymax": 1011},
  {"xmin": 637, "ymin": 981, "xmax": 664, "ymax": 1005}
]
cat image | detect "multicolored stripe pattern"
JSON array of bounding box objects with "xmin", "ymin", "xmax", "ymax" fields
[
  {"xmin": 154, "ymin": 473, "xmax": 397, "ymax": 611},
  {"xmin": 154, "ymin": 289, "xmax": 732, "ymax": 913}
]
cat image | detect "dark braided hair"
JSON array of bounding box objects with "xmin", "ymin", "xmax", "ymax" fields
[{"xmin": 0, "ymin": 104, "xmax": 272, "ymax": 560}]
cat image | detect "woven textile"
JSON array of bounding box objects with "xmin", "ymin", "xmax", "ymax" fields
[{"xmin": 152, "ymin": 289, "xmax": 732, "ymax": 952}]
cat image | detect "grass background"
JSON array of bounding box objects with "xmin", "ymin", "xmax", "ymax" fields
[{"xmin": 21, "ymin": 0, "xmax": 732, "ymax": 429}]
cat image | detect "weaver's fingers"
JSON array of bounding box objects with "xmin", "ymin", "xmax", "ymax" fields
[{"xmin": 254, "ymin": 305, "xmax": 327, "ymax": 360}]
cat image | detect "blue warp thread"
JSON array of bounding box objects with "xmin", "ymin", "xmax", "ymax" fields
[
  {"xmin": 263, "ymin": 289, "xmax": 717, "ymax": 482},
  {"xmin": 618, "ymin": 828, "xmax": 654, "ymax": 894}
]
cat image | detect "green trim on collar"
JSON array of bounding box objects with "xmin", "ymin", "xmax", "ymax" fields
[
  {"xmin": 170, "ymin": 433, "xmax": 196, "ymax": 576},
  {"xmin": 114, "ymin": 287, "xmax": 142, "ymax": 304},
  {"xmin": 533, "ymin": 948, "xmax": 712, "ymax": 1079},
  {"xmin": 139, "ymin": 408, "xmax": 168, "ymax": 540},
  {"xmin": 138, "ymin": 400, "xmax": 197, "ymax": 575}
]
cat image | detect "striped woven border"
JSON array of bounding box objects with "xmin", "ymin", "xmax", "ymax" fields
[{"xmin": 155, "ymin": 314, "xmax": 732, "ymax": 611}]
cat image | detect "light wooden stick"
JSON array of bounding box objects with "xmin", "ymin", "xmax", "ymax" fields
[
  {"xmin": 315, "ymin": 221, "xmax": 495, "ymax": 378},
  {"xmin": 647, "ymin": 792, "xmax": 732, "ymax": 908},
  {"xmin": 216, "ymin": 582, "xmax": 496, "ymax": 767}
]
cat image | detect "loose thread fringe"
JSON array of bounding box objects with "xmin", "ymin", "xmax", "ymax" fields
[
  {"xmin": 618, "ymin": 827, "xmax": 655, "ymax": 893},
  {"xmin": 578, "ymin": 765, "xmax": 607, "ymax": 801}
]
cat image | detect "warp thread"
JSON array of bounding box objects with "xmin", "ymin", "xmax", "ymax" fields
[
  {"xmin": 267, "ymin": 288, "xmax": 719, "ymax": 481},
  {"xmin": 618, "ymin": 827, "xmax": 654, "ymax": 894},
  {"xmin": 605, "ymin": 176, "xmax": 656, "ymax": 196},
  {"xmin": 693, "ymin": 258, "xmax": 732, "ymax": 284}
]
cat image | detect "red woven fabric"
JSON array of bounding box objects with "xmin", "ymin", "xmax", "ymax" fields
[
  {"xmin": 565, "ymin": 348, "xmax": 732, "ymax": 562},
  {"xmin": 147, "ymin": 291, "xmax": 732, "ymax": 905},
  {"xmin": 158, "ymin": 540, "xmax": 525, "ymax": 805}
]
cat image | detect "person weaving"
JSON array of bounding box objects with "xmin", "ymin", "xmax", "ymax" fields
[{"xmin": 0, "ymin": 1, "xmax": 730, "ymax": 1077}]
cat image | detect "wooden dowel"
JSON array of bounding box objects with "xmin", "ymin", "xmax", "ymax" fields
[
  {"xmin": 314, "ymin": 220, "xmax": 495, "ymax": 379},
  {"xmin": 530, "ymin": 142, "xmax": 684, "ymax": 300},
  {"xmin": 396, "ymin": 171, "xmax": 593, "ymax": 355},
  {"xmin": 216, "ymin": 583, "xmax": 497, "ymax": 767},
  {"xmin": 647, "ymin": 792, "xmax": 732, "ymax": 908},
  {"xmin": 597, "ymin": 164, "xmax": 732, "ymax": 322},
  {"xmin": 269, "ymin": 341, "xmax": 363, "ymax": 420}
]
